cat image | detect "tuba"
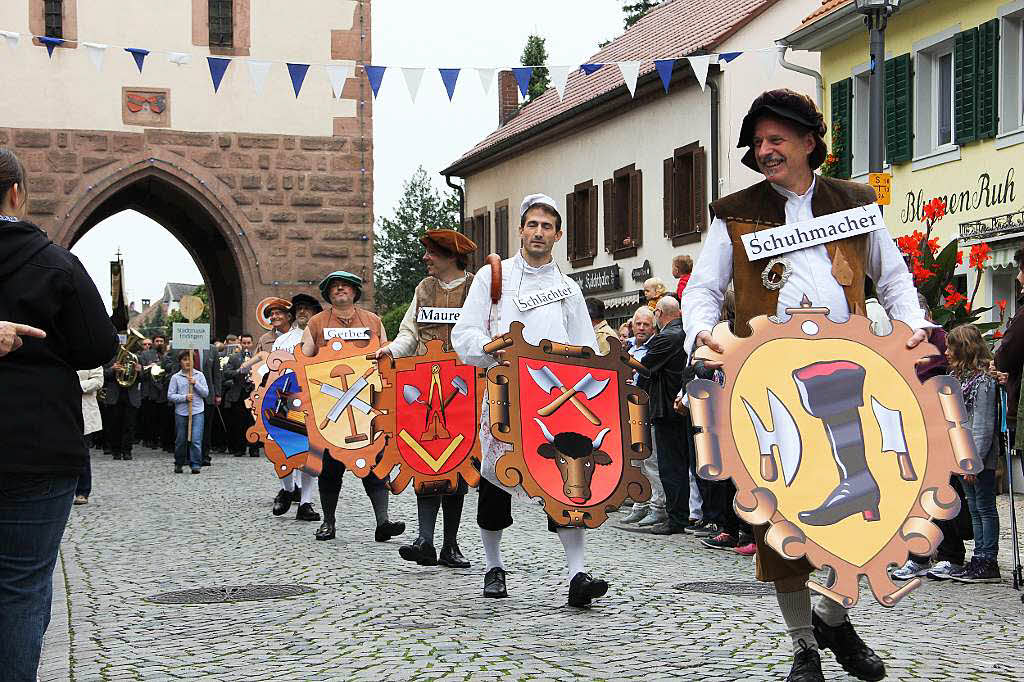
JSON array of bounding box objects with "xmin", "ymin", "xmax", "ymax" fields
[{"xmin": 114, "ymin": 328, "xmax": 145, "ymax": 387}]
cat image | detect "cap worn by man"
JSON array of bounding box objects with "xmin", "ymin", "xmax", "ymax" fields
[
  {"xmin": 290, "ymin": 293, "xmax": 322, "ymax": 314},
  {"xmin": 318, "ymin": 271, "xmax": 363, "ymax": 303},
  {"xmin": 737, "ymin": 88, "xmax": 828, "ymax": 172},
  {"xmin": 420, "ymin": 229, "xmax": 477, "ymax": 256},
  {"xmin": 520, "ymin": 193, "xmax": 560, "ymax": 220},
  {"xmin": 262, "ymin": 297, "xmax": 291, "ymax": 319}
]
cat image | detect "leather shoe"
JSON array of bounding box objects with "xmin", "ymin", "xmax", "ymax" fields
[
  {"xmin": 315, "ymin": 521, "xmax": 336, "ymax": 541},
  {"xmin": 399, "ymin": 538, "xmax": 438, "ymax": 566},
  {"xmin": 567, "ymin": 572, "xmax": 608, "ymax": 608},
  {"xmin": 295, "ymin": 503, "xmax": 321, "ymax": 522},
  {"xmin": 787, "ymin": 641, "xmax": 825, "ymax": 682},
  {"xmin": 647, "ymin": 521, "xmax": 686, "ymax": 535},
  {"xmin": 272, "ymin": 489, "xmax": 292, "ymax": 516},
  {"xmin": 439, "ymin": 543, "xmax": 471, "ymax": 568},
  {"xmin": 483, "ymin": 567, "xmax": 507, "ymax": 598},
  {"xmin": 812, "ymin": 611, "xmax": 885, "ymax": 681},
  {"xmin": 374, "ymin": 520, "xmax": 406, "ymax": 542},
  {"xmin": 173, "ymin": 465, "xmax": 183, "ymax": 474}
]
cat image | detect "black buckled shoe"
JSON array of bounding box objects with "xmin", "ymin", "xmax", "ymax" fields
[
  {"xmin": 567, "ymin": 572, "xmax": 609, "ymax": 608},
  {"xmin": 272, "ymin": 489, "xmax": 292, "ymax": 517},
  {"xmin": 439, "ymin": 543, "xmax": 471, "ymax": 568},
  {"xmin": 295, "ymin": 503, "xmax": 321, "ymax": 521},
  {"xmin": 315, "ymin": 521, "xmax": 336, "ymax": 541},
  {"xmin": 399, "ymin": 538, "xmax": 438, "ymax": 566},
  {"xmin": 374, "ymin": 520, "xmax": 406, "ymax": 542},
  {"xmin": 812, "ymin": 611, "xmax": 885, "ymax": 681},
  {"xmin": 787, "ymin": 640, "xmax": 825, "ymax": 682},
  {"xmin": 483, "ymin": 567, "xmax": 507, "ymax": 598}
]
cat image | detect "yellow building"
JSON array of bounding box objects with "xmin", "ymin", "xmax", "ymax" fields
[{"xmin": 783, "ymin": 0, "xmax": 1024, "ymax": 322}]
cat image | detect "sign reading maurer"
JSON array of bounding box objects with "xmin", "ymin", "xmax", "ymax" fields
[{"xmin": 740, "ymin": 204, "xmax": 885, "ymax": 261}]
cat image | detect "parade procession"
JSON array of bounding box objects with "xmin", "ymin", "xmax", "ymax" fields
[{"xmin": 2, "ymin": 1, "xmax": 1024, "ymax": 681}]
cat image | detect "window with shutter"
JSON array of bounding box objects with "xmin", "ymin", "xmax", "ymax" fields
[
  {"xmin": 664, "ymin": 143, "xmax": 705, "ymax": 246},
  {"xmin": 209, "ymin": 0, "xmax": 234, "ymax": 49},
  {"xmin": 565, "ymin": 191, "xmax": 577, "ymax": 263},
  {"xmin": 629, "ymin": 169, "xmax": 643, "ymax": 249},
  {"xmin": 477, "ymin": 211, "xmax": 491, "ymax": 258},
  {"xmin": 602, "ymin": 178, "xmax": 615, "ymax": 254},
  {"xmin": 830, "ymin": 79, "xmax": 853, "ymax": 179},
  {"xmin": 663, "ymin": 157, "xmax": 675, "ymax": 239},
  {"xmin": 606, "ymin": 165, "xmax": 638, "ymax": 260},
  {"xmin": 884, "ymin": 54, "xmax": 913, "ymax": 164},
  {"xmin": 463, "ymin": 217, "xmax": 477, "ymax": 271},
  {"xmin": 567, "ymin": 181, "xmax": 597, "ymax": 267},
  {"xmin": 955, "ymin": 28, "xmax": 979, "ymax": 145},
  {"xmin": 976, "ymin": 19, "xmax": 999, "ymax": 140},
  {"xmin": 44, "ymin": 0, "xmax": 63, "ymax": 39},
  {"xmin": 588, "ymin": 184, "xmax": 598, "ymax": 261},
  {"xmin": 494, "ymin": 201, "xmax": 509, "ymax": 260}
]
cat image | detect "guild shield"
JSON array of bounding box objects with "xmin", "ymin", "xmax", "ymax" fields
[{"xmin": 246, "ymin": 349, "xmax": 313, "ymax": 478}]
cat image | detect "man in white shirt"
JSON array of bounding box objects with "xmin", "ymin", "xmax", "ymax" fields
[
  {"xmin": 452, "ymin": 194, "xmax": 608, "ymax": 609},
  {"xmin": 683, "ymin": 89, "xmax": 929, "ymax": 682}
]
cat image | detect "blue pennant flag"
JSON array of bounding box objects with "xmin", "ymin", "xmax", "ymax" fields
[
  {"xmin": 439, "ymin": 68, "xmax": 460, "ymax": 101},
  {"xmin": 207, "ymin": 57, "xmax": 231, "ymax": 93},
  {"xmin": 580, "ymin": 63, "xmax": 604, "ymax": 75},
  {"xmin": 719, "ymin": 51, "xmax": 742, "ymax": 64},
  {"xmin": 511, "ymin": 67, "xmax": 533, "ymax": 98},
  {"xmin": 287, "ymin": 63, "xmax": 310, "ymax": 98},
  {"xmin": 37, "ymin": 36, "xmax": 64, "ymax": 57},
  {"xmin": 654, "ymin": 59, "xmax": 675, "ymax": 93},
  {"xmin": 124, "ymin": 47, "xmax": 149, "ymax": 73},
  {"xmin": 365, "ymin": 65, "xmax": 386, "ymax": 98}
]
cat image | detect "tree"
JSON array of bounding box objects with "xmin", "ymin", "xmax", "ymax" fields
[
  {"xmin": 623, "ymin": 1, "xmax": 661, "ymax": 29},
  {"xmin": 374, "ymin": 167, "xmax": 460, "ymax": 313},
  {"xmin": 520, "ymin": 34, "xmax": 550, "ymax": 103}
]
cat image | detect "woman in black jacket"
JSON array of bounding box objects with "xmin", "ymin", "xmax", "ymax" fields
[{"xmin": 0, "ymin": 148, "xmax": 118, "ymax": 681}]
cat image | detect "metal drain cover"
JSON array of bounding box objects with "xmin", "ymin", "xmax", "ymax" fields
[
  {"xmin": 674, "ymin": 581, "xmax": 774, "ymax": 596},
  {"xmin": 147, "ymin": 584, "xmax": 315, "ymax": 604}
]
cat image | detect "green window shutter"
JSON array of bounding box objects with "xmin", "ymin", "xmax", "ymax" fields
[
  {"xmin": 955, "ymin": 28, "xmax": 979, "ymax": 145},
  {"xmin": 885, "ymin": 54, "xmax": 913, "ymax": 164},
  {"xmin": 830, "ymin": 78, "xmax": 853, "ymax": 179},
  {"xmin": 977, "ymin": 19, "xmax": 1000, "ymax": 139}
]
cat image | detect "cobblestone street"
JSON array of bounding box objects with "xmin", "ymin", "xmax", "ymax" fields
[{"xmin": 41, "ymin": 447, "xmax": 1024, "ymax": 681}]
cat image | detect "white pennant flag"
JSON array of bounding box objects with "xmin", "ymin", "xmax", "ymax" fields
[
  {"xmin": 247, "ymin": 60, "xmax": 272, "ymax": 94},
  {"xmin": 82, "ymin": 42, "xmax": 107, "ymax": 72},
  {"xmin": 0, "ymin": 31, "xmax": 19, "ymax": 50},
  {"xmin": 761, "ymin": 49, "xmax": 779, "ymax": 81},
  {"xmin": 402, "ymin": 67, "xmax": 425, "ymax": 102},
  {"xmin": 477, "ymin": 67, "xmax": 495, "ymax": 93},
  {"xmin": 167, "ymin": 52, "xmax": 192, "ymax": 66},
  {"xmin": 687, "ymin": 55, "xmax": 712, "ymax": 92},
  {"xmin": 325, "ymin": 64, "xmax": 352, "ymax": 99},
  {"xmin": 618, "ymin": 61, "xmax": 641, "ymax": 98},
  {"xmin": 549, "ymin": 65, "xmax": 572, "ymax": 101}
]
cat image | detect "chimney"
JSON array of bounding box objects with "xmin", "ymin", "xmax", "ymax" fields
[
  {"xmin": 498, "ymin": 70, "xmax": 519, "ymax": 127},
  {"xmin": 141, "ymin": 298, "xmax": 151, "ymax": 308}
]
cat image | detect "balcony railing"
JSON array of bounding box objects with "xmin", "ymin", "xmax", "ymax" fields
[{"xmin": 959, "ymin": 209, "xmax": 1024, "ymax": 242}]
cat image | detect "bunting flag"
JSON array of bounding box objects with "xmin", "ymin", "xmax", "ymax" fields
[
  {"xmin": 325, "ymin": 64, "xmax": 351, "ymax": 99},
  {"xmin": 580, "ymin": 63, "xmax": 603, "ymax": 75},
  {"xmin": 439, "ymin": 68, "xmax": 460, "ymax": 101},
  {"xmin": 477, "ymin": 67, "xmax": 495, "ymax": 93},
  {"xmin": 0, "ymin": 31, "xmax": 20, "ymax": 50},
  {"xmin": 247, "ymin": 59, "xmax": 272, "ymax": 94},
  {"xmin": 124, "ymin": 47, "xmax": 149, "ymax": 73},
  {"xmin": 286, "ymin": 62, "xmax": 310, "ymax": 98},
  {"xmin": 401, "ymin": 67, "xmax": 424, "ymax": 101},
  {"xmin": 654, "ymin": 58, "xmax": 675, "ymax": 93},
  {"xmin": 83, "ymin": 42, "xmax": 107, "ymax": 72},
  {"xmin": 365, "ymin": 64, "xmax": 386, "ymax": 98},
  {"xmin": 167, "ymin": 52, "xmax": 192, "ymax": 66},
  {"xmin": 511, "ymin": 67, "xmax": 532, "ymax": 98},
  {"xmin": 618, "ymin": 61, "xmax": 641, "ymax": 98},
  {"xmin": 38, "ymin": 36, "xmax": 63, "ymax": 57},
  {"xmin": 718, "ymin": 51, "xmax": 742, "ymax": 64},
  {"xmin": 549, "ymin": 64, "xmax": 572, "ymax": 101},
  {"xmin": 207, "ymin": 56, "xmax": 231, "ymax": 93},
  {"xmin": 687, "ymin": 55, "xmax": 711, "ymax": 92}
]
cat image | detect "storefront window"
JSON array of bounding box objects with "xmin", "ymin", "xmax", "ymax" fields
[{"xmin": 937, "ymin": 51, "xmax": 953, "ymax": 146}]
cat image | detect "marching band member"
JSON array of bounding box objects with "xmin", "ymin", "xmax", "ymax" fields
[
  {"xmin": 452, "ymin": 194, "xmax": 609, "ymax": 608},
  {"xmin": 375, "ymin": 229, "xmax": 477, "ymax": 569},
  {"xmin": 299, "ymin": 272, "xmax": 405, "ymax": 543}
]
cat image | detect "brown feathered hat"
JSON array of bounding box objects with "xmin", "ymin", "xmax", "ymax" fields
[
  {"xmin": 738, "ymin": 89, "xmax": 828, "ymax": 172},
  {"xmin": 420, "ymin": 229, "xmax": 477, "ymax": 256}
]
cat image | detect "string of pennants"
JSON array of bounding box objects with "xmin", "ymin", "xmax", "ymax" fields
[{"xmin": 0, "ymin": 29, "xmax": 781, "ymax": 101}]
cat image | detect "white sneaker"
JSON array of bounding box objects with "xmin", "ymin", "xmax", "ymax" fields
[
  {"xmin": 620, "ymin": 505, "xmax": 649, "ymax": 524},
  {"xmin": 926, "ymin": 560, "xmax": 962, "ymax": 580},
  {"xmin": 637, "ymin": 509, "xmax": 668, "ymax": 527},
  {"xmin": 891, "ymin": 558, "xmax": 931, "ymax": 580}
]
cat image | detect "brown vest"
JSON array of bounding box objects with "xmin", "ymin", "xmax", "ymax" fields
[
  {"xmin": 709, "ymin": 176, "xmax": 878, "ymax": 337},
  {"xmin": 414, "ymin": 274, "xmax": 473, "ymax": 352}
]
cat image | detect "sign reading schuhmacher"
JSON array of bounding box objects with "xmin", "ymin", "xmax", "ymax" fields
[
  {"xmin": 568, "ymin": 265, "xmax": 621, "ymax": 294},
  {"xmin": 172, "ymin": 323, "xmax": 211, "ymax": 350},
  {"xmin": 740, "ymin": 204, "xmax": 886, "ymax": 262}
]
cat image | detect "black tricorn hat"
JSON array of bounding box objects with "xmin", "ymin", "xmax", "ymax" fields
[{"xmin": 738, "ymin": 89, "xmax": 828, "ymax": 173}]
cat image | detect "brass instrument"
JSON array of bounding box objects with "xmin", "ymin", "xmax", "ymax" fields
[{"xmin": 114, "ymin": 328, "xmax": 145, "ymax": 387}]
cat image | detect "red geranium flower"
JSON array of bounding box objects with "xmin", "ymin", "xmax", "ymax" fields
[
  {"xmin": 923, "ymin": 198, "xmax": 947, "ymax": 223},
  {"xmin": 956, "ymin": 251, "xmax": 963, "ymax": 266},
  {"xmin": 969, "ymin": 243, "xmax": 992, "ymax": 270},
  {"xmin": 994, "ymin": 330, "xmax": 1005, "ymax": 339},
  {"xmin": 998, "ymin": 299, "xmax": 1008, "ymax": 314}
]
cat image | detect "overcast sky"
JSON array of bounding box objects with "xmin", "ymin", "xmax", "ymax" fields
[{"xmin": 72, "ymin": 1, "xmax": 627, "ymax": 311}]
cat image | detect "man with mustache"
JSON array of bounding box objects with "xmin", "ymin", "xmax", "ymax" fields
[{"xmin": 683, "ymin": 90, "xmax": 930, "ymax": 682}]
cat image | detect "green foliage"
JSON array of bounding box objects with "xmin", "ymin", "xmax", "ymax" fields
[
  {"xmin": 520, "ymin": 35, "xmax": 550, "ymax": 102},
  {"xmin": 374, "ymin": 167, "xmax": 459, "ymax": 313},
  {"xmin": 623, "ymin": 1, "xmax": 661, "ymax": 29},
  {"xmin": 381, "ymin": 302, "xmax": 410, "ymax": 342}
]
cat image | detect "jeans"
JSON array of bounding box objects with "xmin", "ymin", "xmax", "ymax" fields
[
  {"xmin": 175, "ymin": 411, "xmax": 204, "ymax": 469},
  {"xmin": 962, "ymin": 469, "xmax": 999, "ymax": 560},
  {"xmin": 0, "ymin": 474, "xmax": 78, "ymax": 681},
  {"xmin": 634, "ymin": 431, "xmax": 666, "ymax": 514},
  {"xmin": 653, "ymin": 417, "xmax": 691, "ymax": 529}
]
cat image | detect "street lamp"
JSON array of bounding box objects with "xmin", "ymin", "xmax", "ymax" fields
[{"xmin": 854, "ymin": 0, "xmax": 901, "ymax": 174}]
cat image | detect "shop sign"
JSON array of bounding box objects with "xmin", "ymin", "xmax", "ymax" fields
[
  {"xmin": 567, "ymin": 265, "xmax": 621, "ymax": 294},
  {"xmin": 899, "ymin": 168, "xmax": 1016, "ymax": 225},
  {"xmin": 631, "ymin": 260, "xmax": 652, "ymax": 283}
]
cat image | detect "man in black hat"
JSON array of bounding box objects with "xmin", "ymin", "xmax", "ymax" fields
[{"xmin": 683, "ymin": 89, "xmax": 931, "ymax": 682}]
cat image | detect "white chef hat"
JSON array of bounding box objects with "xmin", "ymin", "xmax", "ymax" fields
[{"xmin": 519, "ymin": 193, "xmax": 560, "ymax": 219}]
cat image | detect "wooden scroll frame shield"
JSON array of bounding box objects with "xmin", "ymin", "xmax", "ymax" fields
[
  {"xmin": 246, "ymin": 348, "xmax": 315, "ymax": 478},
  {"xmin": 686, "ymin": 303, "xmax": 982, "ymax": 607},
  {"xmin": 375, "ymin": 339, "xmax": 482, "ymax": 494},
  {"xmin": 483, "ymin": 321, "xmax": 651, "ymax": 528}
]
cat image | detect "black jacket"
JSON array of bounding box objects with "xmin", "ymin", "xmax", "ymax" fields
[
  {"xmin": 0, "ymin": 220, "xmax": 118, "ymax": 475},
  {"xmin": 638, "ymin": 318, "xmax": 688, "ymax": 422},
  {"xmin": 138, "ymin": 348, "xmax": 169, "ymax": 403},
  {"xmin": 995, "ymin": 297, "xmax": 1024, "ymax": 424},
  {"xmin": 101, "ymin": 361, "xmax": 142, "ymax": 407},
  {"xmin": 222, "ymin": 349, "xmax": 253, "ymax": 406}
]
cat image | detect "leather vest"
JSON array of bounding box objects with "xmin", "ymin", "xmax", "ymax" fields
[
  {"xmin": 709, "ymin": 176, "xmax": 877, "ymax": 337},
  {"xmin": 414, "ymin": 274, "xmax": 473, "ymax": 352}
]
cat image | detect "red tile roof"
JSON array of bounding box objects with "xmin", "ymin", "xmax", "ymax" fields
[
  {"xmin": 444, "ymin": 0, "xmax": 783, "ymax": 174},
  {"xmin": 800, "ymin": 0, "xmax": 853, "ymax": 27}
]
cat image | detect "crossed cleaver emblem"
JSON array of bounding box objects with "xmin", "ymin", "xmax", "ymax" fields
[{"xmin": 527, "ymin": 364, "xmax": 609, "ymax": 426}]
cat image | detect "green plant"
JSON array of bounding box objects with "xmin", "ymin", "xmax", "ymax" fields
[
  {"xmin": 381, "ymin": 302, "xmax": 410, "ymax": 342},
  {"xmin": 820, "ymin": 122, "xmax": 843, "ymax": 178}
]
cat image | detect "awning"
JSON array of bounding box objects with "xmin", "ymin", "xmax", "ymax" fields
[{"xmin": 991, "ymin": 239, "xmax": 1024, "ymax": 270}]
